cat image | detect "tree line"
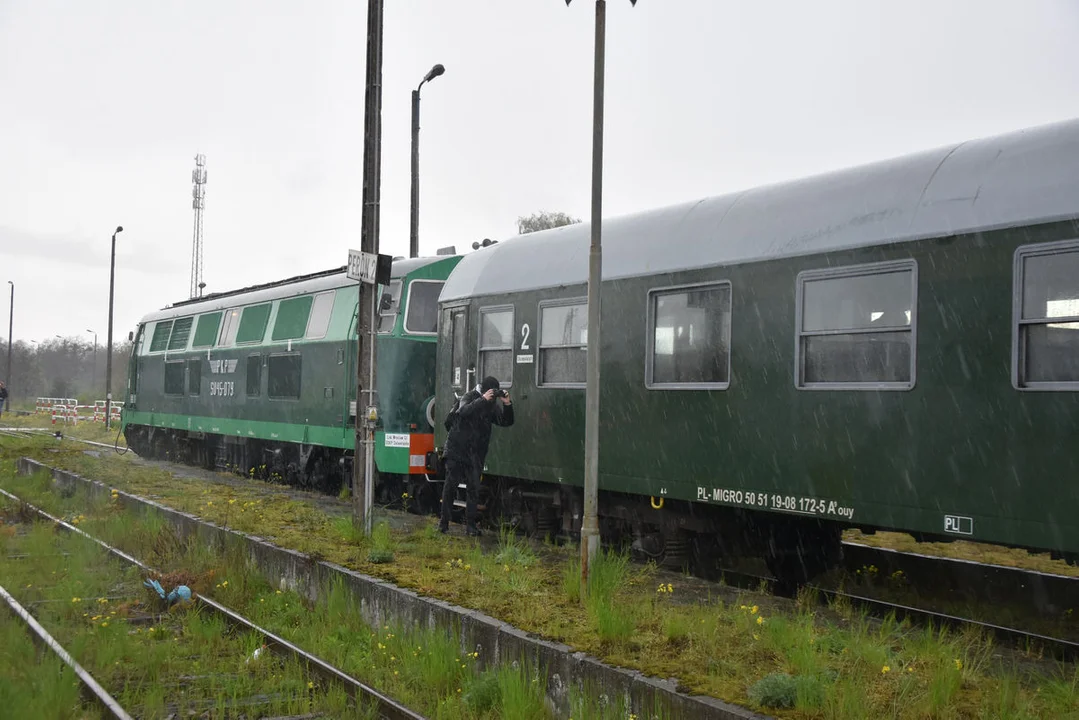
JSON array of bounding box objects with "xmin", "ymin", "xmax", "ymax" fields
[{"xmin": 1, "ymin": 337, "xmax": 133, "ymax": 405}]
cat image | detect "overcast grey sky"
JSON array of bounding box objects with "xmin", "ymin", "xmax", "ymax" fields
[{"xmin": 2, "ymin": 0, "xmax": 1079, "ymax": 345}]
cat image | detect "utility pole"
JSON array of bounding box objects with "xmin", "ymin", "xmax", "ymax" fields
[
  {"xmin": 566, "ymin": 0, "xmax": 638, "ymax": 602},
  {"xmin": 354, "ymin": 0, "xmax": 385, "ymax": 535}
]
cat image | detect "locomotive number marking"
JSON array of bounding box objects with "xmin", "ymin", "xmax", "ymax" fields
[
  {"xmin": 520, "ymin": 323, "xmax": 531, "ymax": 351},
  {"xmin": 209, "ymin": 381, "xmax": 235, "ymax": 397},
  {"xmin": 697, "ymin": 485, "xmax": 855, "ymax": 520}
]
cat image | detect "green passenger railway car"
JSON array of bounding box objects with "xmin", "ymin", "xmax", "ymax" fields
[
  {"xmin": 431, "ymin": 118, "xmax": 1079, "ymax": 583},
  {"xmin": 121, "ymin": 254, "xmax": 461, "ymax": 497}
]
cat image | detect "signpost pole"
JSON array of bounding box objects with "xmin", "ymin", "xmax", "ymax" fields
[{"xmin": 354, "ymin": 0, "xmax": 385, "ymax": 536}]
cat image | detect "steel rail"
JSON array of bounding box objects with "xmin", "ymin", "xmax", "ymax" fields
[
  {"xmin": 0, "ymin": 487, "xmax": 426, "ymax": 720},
  {"xmin": 713, "ymin": 566, "xmax": 1079, "ymax": 662},
  {"xmin": 0, "ymin": 582, "xmax": 134, "ymax": 720}
]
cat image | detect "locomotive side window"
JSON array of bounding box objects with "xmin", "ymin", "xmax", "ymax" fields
[
  {"xmin": 478, "ymin": 306, "xmax": 514, "ymax": 388},
  {"xmin": 538, "ymin": 299, "xmax": 587, "ymax": 387},
  {"xmin": 268, "ymin": 354, "xmax": 302, "ymax": 399},
  {"xmin": 235, "ymin": 304, "xmax": 271, "ymax": 345},
  {"xmin": 378, "ymin": 281, "xmax": 403, "ymax": 333},
  {"xmin": 1014, "ymin": 241, "xmax": 1079, "ymax": 389},
  {"xmin": 305, "ymin": 290, "xmax": 336, "ymax": 339},
  {"xmin": 167, "ymin": 317, "xmax": 194, "ymax": 351},
  {"xmin": 218, "ymin": 308, "xmax": 241, "ymax": 346},
  {"xmin": 646, "ymin": 282, "xmax": 732, "ymax": 389},
  {"xmin": 149, "ymin": 320, "xmax": 173, "ymax": 353},
  {"xmin": 795, "ymin": 259, "xmax": 917, "ymax": 390},
  {"xmin": 164, "ymin": 360, "xmax": 185, "ymax": 396},
  {"xmin": 192, "ymin": 312, "xmax": 221, "ymax": 349},
  {"xmin": 272, "ymin": 296, "xmax": 314, "ymax": 341},
  {"xmin": 246, "ymin": 355, "xmax": 262, "ymax": 396},
  {"xmin": 404, "ymin": 280, "xmax": 444, "ymax": 335}
]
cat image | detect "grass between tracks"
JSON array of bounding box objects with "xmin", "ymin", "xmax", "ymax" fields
[
  {"xmin": 0, "ymin": 498, "xmax": 368, "ymax": 719},
  {"xmin": 3, "ymin": 437, "xmax": 1079, "ymax": 718}
]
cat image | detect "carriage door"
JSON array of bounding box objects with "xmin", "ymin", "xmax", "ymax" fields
[{"xmin": 449, "ymin": 307, "xmax": 471, "ymax": 391}]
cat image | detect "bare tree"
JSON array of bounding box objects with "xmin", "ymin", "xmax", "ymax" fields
[
  {"xmin": 517, "ymin": 211, "xmax": 582, "ymax": 235},
  {"xmin": 0, "ymin": 337, "xmax": 131, "ymax": 405}
]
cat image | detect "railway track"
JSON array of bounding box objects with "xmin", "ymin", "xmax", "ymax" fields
[
  {"xmin": 0, "ymin": 580, "xmax": 133, "ymax": 719},
  {"xmin": 0, "ymin": 485, "xmax": 425, "ymax": 720},
  {"xmin": 11, "ymin": 429, "xmax": 1079, "ymax": 662}
]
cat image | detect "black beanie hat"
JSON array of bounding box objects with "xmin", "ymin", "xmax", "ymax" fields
[{"xmin": 480, "ymin": 376, "xmax": 501, "ymax": 392}]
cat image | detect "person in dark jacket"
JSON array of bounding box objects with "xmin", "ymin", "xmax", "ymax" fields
[
  {"xmin": 440, "ymin": 375, "xmax": 514, "ymax": 536},
  {"xmin": 0, "ymin": 381, "xmax": 8, "ymax": 419}
]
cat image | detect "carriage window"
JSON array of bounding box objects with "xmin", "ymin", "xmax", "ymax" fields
[
  {"xmin": 450, "ymin": 309, "xmax": 467, "ymax": 388},
  {"xmin": 167, "ymin": 317, "xmax": 194, "ymax": 351},
  {"xmin": 479, "ymin": 307, "xmax": 514, "ymax": 388},
  {"xmin": 192, "ymin": 312, "xmax": 221, "ymax": 349},
  {"xmin": 149, "ymin": 321, "xmax": 173, "ymax": 353},
  {"xmin": 246, "ymin": 355, "xmax": 262, "ymax": 396},
  {"xmin": 218, "ymin": 308, "xmax": 241, "ymax": 346},
  {"xmin": 538, "ymin": 301, "xmax": 587, "ymax": 386},
  {"xmin": 796, "ymin": 261, "xmax": 916, "ymax": 389},
  {"xmin": 187, "ymin": 359, "xmax": 202, "ymax": 396},
  {"xmin": 164, "ymin": 361, "xmax": 185, "ymax": 395},
  {"xmin": 268, "ymin": 354, "xmax": 301, "ymax": 399},
  {"xmin": 1015, "ymin": 243, "xmax": 1079, "ymax": 388},
  {"xmin": 648, "ymin": 283, "xmax": 731, "ymax": 388},
  {"xmin": 378, "ymin": 281, "xmax": 403, "ymax": 333},
  {"xmin": 305, "ymin": 291, "xmax": 336, "ymax": 339},
  {"xmin": 404, "ymin": 280, "xmax": 443, "ymax": 335}
]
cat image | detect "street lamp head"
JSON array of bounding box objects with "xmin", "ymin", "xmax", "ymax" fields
[
  {"xmin": 424, "ymin": 64, "xmax": 445, "ymax": 83},
  {"xmin": 114, "ymin": 226, "xmax": 123, "ymax": 234}
]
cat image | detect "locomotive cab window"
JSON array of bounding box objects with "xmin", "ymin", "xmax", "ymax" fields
[
  {"xmin": 479, "ymin": 306, "xmax": 514, "ymax": 388},
  {"xmin": 404, "ymin": 280, "xmax": 444, "ymax": 335},
  {"xmin": 267, "ymin": 354, "xmax": 301, "ymax": 399},
  {"xmin": 167, "ymin": 317, "xmax": 194, "ymax": 351},
  {"xmin": 538, "ymin": 299, "xmax": 587, "ymax": 387},
  {"xmin": 1014, "ymin": 240, "xmax": 1079, "ymax": 389},
  {"xmin": 795, "ymin": 260, "xmax": 917, "ymax": 390},
  {"xmin": 647, "ymin": 282, "xmax": 732, "ymax": 389},
  {"xmin": 378, "ymin": 281, "xmax": 402, "ymax": 333}
]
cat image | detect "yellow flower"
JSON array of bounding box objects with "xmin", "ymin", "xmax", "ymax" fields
[
  {"xmin": 750, "ymin": 605, "xmax": 758, "ymax": 615},
  {"xmin": 954, "ymin": 659, "xmax": 962, "ymax": 670},
  {"xmin": 307, "ymin": 681, "xmax": 314, "ymax": 689},
  {"xmin": 756, "ymin": 615, "xmax": 764, "ymax": 625},
  {"xmin": 71, "ymin": 597, "xmax": 81, "ymax": 603},
  {"xmin": 881, "ymin": 665, "xmax": 890, "ymax": 674},
  {"xmin": 101, "ymin": 622, "xmax": 109, "ymax": 628}
]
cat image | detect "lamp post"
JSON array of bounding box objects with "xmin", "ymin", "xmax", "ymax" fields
[
  {"xmin": 410, "ymin": 63, "xmax": 445, "ymax": 259},
  {"xmin": 86, "ymin": 329, "xmax": 97, "ymax": 396},
  {"xmin": 5, "ymin": 281, "xmax": 12, "ymax": 408},
  {"xmin": 105, "ymin": 226, "xmax": 123, "ymax": 430},
  {"xmin": 564, "ymin": 0, "xmax": 637, "ymax": 601}
]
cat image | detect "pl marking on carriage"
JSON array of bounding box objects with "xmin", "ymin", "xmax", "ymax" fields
[
  {"xmin": 944, "ymin": 514, "xmax": 974, "ymax": 535},
  {"xmin": 697, "ymin": 486, "xmax": 855, "ymax": 520}
]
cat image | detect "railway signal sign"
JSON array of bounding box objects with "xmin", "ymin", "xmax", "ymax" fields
[{"xmin": 347, "ymin": 249, "xmax": 392, "ymax": 285}]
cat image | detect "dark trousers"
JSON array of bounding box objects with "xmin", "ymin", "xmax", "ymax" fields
[{"xmin": 440, "ymin": 459, "xmax": 480, "ymax": 530}]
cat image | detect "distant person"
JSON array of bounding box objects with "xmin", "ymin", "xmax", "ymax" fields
[
  {"xmin": 439, "ymin": 376, "xmax": 514, "ymax": 536},
  {"xmin": 0, "ymin": 381, "xmax": 8, "ymax": 419}
]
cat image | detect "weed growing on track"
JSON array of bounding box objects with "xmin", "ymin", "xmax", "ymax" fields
[{"xmin": 6, "ymin": 448, "xmax": 1079, "ymax": 718}]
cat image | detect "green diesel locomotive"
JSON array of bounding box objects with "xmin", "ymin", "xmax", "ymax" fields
[
  {"xmin": 431, "ymin": 117, "xmax": 1079, "ymax": 583},
  {"xmin": 121, "ymin": 254, "xmax": 461, "ymax": 498}
]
